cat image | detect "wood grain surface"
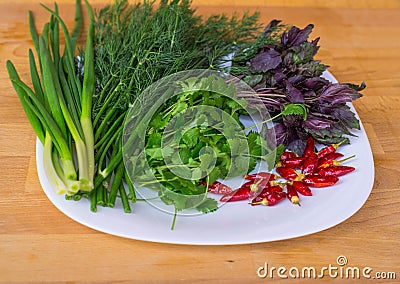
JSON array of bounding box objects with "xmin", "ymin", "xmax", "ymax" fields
[{"xmin": 0, "ymin": 0, "xmax": 399, "ymax": 283}]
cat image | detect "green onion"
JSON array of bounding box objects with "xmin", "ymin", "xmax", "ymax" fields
[{"xmin": 7, "ymin": 0, "xmax": 95, "ymax": 194}]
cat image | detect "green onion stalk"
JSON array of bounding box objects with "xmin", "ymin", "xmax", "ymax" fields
[{"xmin": 6, "ymin": 0, "xmax": 95, "ymax": 195}]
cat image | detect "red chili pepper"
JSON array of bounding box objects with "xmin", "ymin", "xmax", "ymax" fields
[
  {"xmin": 240, "ymin": 176, "xmax": 276, "ymax": 194},
  {"xmin": 317, "ymin": 166, "xmax": 355, "ymax": 177},
  {"xmin": 220, "ymin": 187, "xmax": 250, "ymax": 202},
  {"xmin": 317, "ymin": 140, "xmax": 346, "ymax": 158},
  {"xmin": 257, "ymin": 185, "xmax": 284, "ymax": 198},
  {"xmin": 317, "ymin": 152, "xmax": 344, "ymax": 167},
  {"xmin": 267, "ymin": 185, "xmax": 284, "ymax": 194},
  {"xmin": 240, "ymin": 180, "xmax": 257, "ymax": 189},
  {"xmin": 286, "ymin": 184, "xmax": 300, "ymax": 205},
  {"xmin": 301, "ymin": 155, "xmax": 319, "ymax": 175},
  {"xmin": 244, "ymin": 172, "xmax": 276, "ymax": 182},
  {"xmin": 318, "ymin": 155, "xmax": 355, "ymax": 169},
  {"xmin": 278, "ymin": 157, "xmax": 305, "ymax": 168},
  {"xmin": 291, "ymin": 181, "xmax": 312, "ymax": 196},
  {"xmin": 251, "ymin": 192, "xmax": 286, "ymax": 206},
  {"xmin": 250, "ymin": 185, "xmax": 283, "ymax": 204},
  {"xmin": 251, "ymin": 180, "xmax": 285, "ymax": 196},
  {"xmin": 200, "ymin": 181, "xmax": 232, "ymax": 195},
  {"xmin": 280, "ymin": 151, "xmax": 298, "ymax": 162},
  {"xmin": 276, "ymin": 167, "xmax": 304, "ymax": 181},
  {"xmin": 302, "ymin": 136, "xmax": 315, "ymax": 158},
  {"xmin": 249, "ymin": 179, "xmax": 269, "ymax": 193},
  {"xmin": 302, "ymin": 175, "xmax": 339, "ymax": 187}
]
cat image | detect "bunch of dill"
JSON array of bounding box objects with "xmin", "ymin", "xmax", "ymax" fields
[{"xmin": 83, "ymin": 0, "xmax": 262, "ymax": 211}]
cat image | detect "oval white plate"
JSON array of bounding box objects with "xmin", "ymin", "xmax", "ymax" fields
[{"xmin": 37, "ymin": 71, "xmax": 374, "ymax": 245}]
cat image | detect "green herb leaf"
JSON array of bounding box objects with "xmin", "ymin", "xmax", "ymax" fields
[
  {"xmin": 207, "ymin": 167, "xmax": 221, "ymax": 184},
  {"xmin": 195, "ymin": 198, "xmax": 218, "ymax": 214},
  {"xmin": 191, "ymin": 168, "xmax": 203, "ymax": 180},
  {"xmin": 182, "ymin": 128, "xmax": 199, "ymax": 148},
  {"xmin": 282, "ymin": 103, "xmax": 307, "ymax": 120},
  {"xmin": 147, "ymin": 132, "xmax": 162, "ymax": 148}
]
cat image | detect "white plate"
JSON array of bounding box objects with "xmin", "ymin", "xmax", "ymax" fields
[{"xmin": 36, "ymin": 71, "xmax": 374, "ymax": 245}]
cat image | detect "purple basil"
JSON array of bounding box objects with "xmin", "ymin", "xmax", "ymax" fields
[
  {"xmin": 284, "ymin": 80, "xmax": 304, "ymax": 103},
  {"xmin": 281, "ymin": 24, "xmax": 314, "ymax": 48},
  {"xmin": 250, "ymin": 49, "xmax": 282, "ymax": 72},
  {"xmin": 318, "ymin": 83, "xmax": 362, "ymax": 104},
  {"xmin": 232, "ymin": 20, "xmax": 364, "ymax": 147}
]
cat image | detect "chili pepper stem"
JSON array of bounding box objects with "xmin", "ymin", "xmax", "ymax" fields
[
  {"xmin": 332, "ymin": 139, "xmax": 347, "ymax": 150},
  {"xmin": 250, "ymin": 179, "xmax": 263, "ymax": 192},
  {"xmin": 250, "ymin": 198, "xmax": 269, "ymax": 206},
  {"xmin": 319, "ymin": 154, "xmax": 356, "ymax": 168},
  {"xmin": 336, "ymin": 154, "xmax": 356, "ymax": 164},
  {"xmin": 270, "ymin": 180, "xmax": 287, "ymax": 187},
  {"xmin": 295, "ymin": 173, "xmax": 305, "ymax": 181},
  {"xmin": 290, "ymin": 196, "xmax": 300, "ymax": 206}
]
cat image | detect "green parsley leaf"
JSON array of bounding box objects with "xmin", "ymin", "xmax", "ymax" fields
[
  {"xmin": 229, "ymin": 155, "xmax": 249, "ymax": 177},
  {"xmin": 247, "ymin": 131, "xmax": 261, "ymax": 156},
  {"xmin": 145, "ymin": 147, "xmax": 163, "ymax": 160},
  {"xmin": 182, "ymin": 127, "xmax": 199, "ymax": 148},
  {"xmin": 207, "ymin": 166, "xmax": 221, "ymax": 184},
  {"xmin": 191, "ymin": 168, "xmax": 203, "ymax": 180},
  {"xmin": 195, "ymin": 198, "xmax": 218, "ymax": 214},
  {"xmin": 199, "ymin": 153, "xmax": 215, "ymax": 171},
  {"xmin": 282, "ymin": 103, "xmax": 307, "ymax": 120},
  {"xmin": 190, "ymin": 141, "xmax": 206, "ymax": 158},
  {"xmin": 161, "ymin": 145, "xmax": 175, "ymax": 158},
  {"xmin": 147, "ymin": 132, "xmax": 162, "ymax": 148},
  {"xmin": 171, "ymin": 102, "xmax": 188, "ymax": 116},
  {"xmin": 149, "ymin": 113, "xmax": 169, "ymax": 129}
]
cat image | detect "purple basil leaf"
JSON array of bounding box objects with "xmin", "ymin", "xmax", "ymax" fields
[
  {"xmin": 274, "ymin": 72, "xmax": 287, "ymax": 84},
  {"xmin": 281, "ymin": 24, "xmax": 314, "ymax": 48},
  {"xmin": 302, "ymin": 114, "xmax": 334, "ymax": 131},
  {"xmin": 285, "ymin": 128, "xmax": 303, "ymax": 153},
  {"xmin": 284, "ymin": 80, "xmax": 305, "ymax": 103},
  {"xmin": 282, "ymin": 52, "xmax": 295, "ymax": 69},
  {"xmin": 250, "ymin": 49, "xmax": 282, "ymax": 72},
  {"xmin": 286, "ymin": 139, "xmax": 306, "ymax": 156},
  {"xmin": 269, "ymin": 122, "xmax": 287, "ymax": 146},
  {"xmin": 303, "ymin": 90, "xmax": 316, "ymax": 98},
  {"xmin": 263, "ymin": 20, "xmax": 282, "ymax": 36},
  {"xmin": 298, "ymin": 61, "xmax": 328, "ymax": 77},
  {"xmin": 245, "ymin": 74, "xmax": 264, "ymax": 87},
  {"xmin": 290, "ymin": 39, "xmax": 320, "ymax": 63},
  {"xmin": 302, "ymin": 113, "xmax": 352, "ymax": 144},
  {"xmin": 329, "ymin": 104, "xmax": 361, "ymax": 130},
  {"xmin": 318, "ymin": 83, "xmax": 362, "ymax": 105},
  {"xmin": 315, "ymin": 135, "xmax": 350, "ymax": 145},
  {"xmin": 302, "ymin": 77, "xmax": 330, "ymax": 91},
  {"xmin": 343, "ymin": 81, "xmax": 367, "ymax": 91},
  {"xmin": 288, "ymin": 75, "xmax": 306, "ymax": 85}
]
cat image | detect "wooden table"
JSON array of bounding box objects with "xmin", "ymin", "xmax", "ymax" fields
[{"xmin": 1, "ymin": 0, "xmax": 399, "ymax": 282}]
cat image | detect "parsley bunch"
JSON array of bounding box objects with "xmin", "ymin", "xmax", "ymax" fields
[{"xmin": 123, "ymin": 75, "xmax": 276, "ymax": 228}]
